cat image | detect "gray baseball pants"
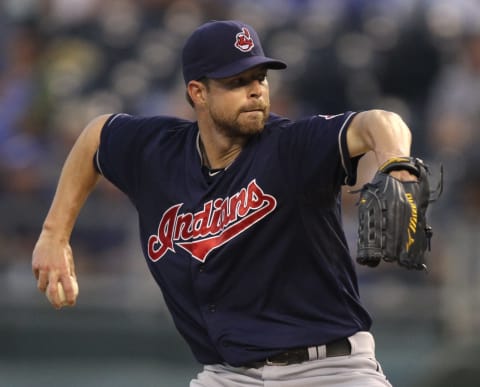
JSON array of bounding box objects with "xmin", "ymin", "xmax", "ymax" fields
[{"xmin": 190, "ymin": 332, "xmax": 393, "ymax": 386}]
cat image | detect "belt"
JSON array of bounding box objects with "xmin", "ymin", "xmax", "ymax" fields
[{"xmin": 244, "ymin": 337, "xmax": 351, "ymax": 368}]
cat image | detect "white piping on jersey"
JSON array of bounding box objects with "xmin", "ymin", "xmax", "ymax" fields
[
  {"xmin": 196, "ymin": 132, "xmax": 203, "ymax": 167},
  {"xmin": 196, "ymin": 132, "xmax": 223, "ymax": 175},
  {"xmin": 95, "ymin": 113, "xmax": 126, "ymax": 176},
  {"xmin": 95, "ymin": 149, "xmax": 104, "ymax": 176},
  {"xmin": 337, "ymin": 111, "xmax": 356, "ymax": 185},
  {"xmin": 196, "ymin": 132, "xmax": 234, "ymax": 173},
  {"xmin": 107, "ymin": 113, "xmax": 125, "ymax": 126}
]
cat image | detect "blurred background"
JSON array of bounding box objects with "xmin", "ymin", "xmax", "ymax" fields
[{"xmin": 1, "ymin": 0, "xmax": 480, "ymax": 386}]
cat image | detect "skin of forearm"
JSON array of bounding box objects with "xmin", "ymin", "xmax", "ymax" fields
[{"xmin": 41, "ymin": 115, "xmax": 108, "ymax": 242}]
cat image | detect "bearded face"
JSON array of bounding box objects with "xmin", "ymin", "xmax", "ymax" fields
[
  {"xmin": 203, "ymin": 66, "xmax": 271, "ymax": 139},
  {"xmin": 207, "ymin": 98, "xmax": 270, "ymax": 138}
]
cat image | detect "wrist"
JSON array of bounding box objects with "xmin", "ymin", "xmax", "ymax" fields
[
  {"xmin": 40, "ymin": 220, "xmax": 71, "ymax": 243},
  {"xmin": 388, "ymin": 169, "xmax": 418, "ymax": 182},
  {"xmin": 379, "ymin": 156, "xmax": 419, "ymax": 174}
]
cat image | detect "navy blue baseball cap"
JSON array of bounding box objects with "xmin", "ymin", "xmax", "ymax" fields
[{"xmin": 182, "ymin": 20, "xmax": 287, "ymax": 84}]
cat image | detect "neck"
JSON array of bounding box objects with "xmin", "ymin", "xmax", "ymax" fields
[
  {"xmin": 198, "ymin": 131, "xmax": 245, "ymax": 170},
  {"xmin": 196, "ymin": 113, "xmax": 250, "ymax": 169}
]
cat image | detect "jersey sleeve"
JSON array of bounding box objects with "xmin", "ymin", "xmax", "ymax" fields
[
  {"xmin": 276, "ymin": 112, "xmax": 361, "ymax": 188},
  {"xmin": 95, "ymin": 113, "xmax": 151, "ymax": 200}
]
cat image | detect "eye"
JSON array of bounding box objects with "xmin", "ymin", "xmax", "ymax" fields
[
  {"xmin": 230, "ymin": 77, "xmax": 244, "ymax": 87},
  {"xmin": 257, "ymin": 73, "xmax": 267, "ymax": 83},
  {"xmin": 223, "ymin": 71, "xmax": 267, "ymax": 89}
]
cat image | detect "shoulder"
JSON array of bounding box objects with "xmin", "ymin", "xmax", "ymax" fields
[
  {"xmin": 265, "ymin": 111, "xmax": 356, "ymax": 133},
  {"xmin": 104, "ymin": 113, "xmax": 194, "ymax": 131},
  {"xmin": 99, "ymin": 113, "xmax": 196, "ymax": 140}
]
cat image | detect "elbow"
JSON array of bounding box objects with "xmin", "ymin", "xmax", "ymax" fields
[
  {"xmin": 365, "ymin": 109, "xmax": 412, "ymax": 156},
  {"xmin": 365, "ymin": 109, "xmax": 411, "ymax": 138},
  {"xmin": 364, "ymin": 109, "xmax": 404, "ymax": 126},
  {"xmin": 349, "ymin": 109, "xmax": 412, "ymax": 158}
]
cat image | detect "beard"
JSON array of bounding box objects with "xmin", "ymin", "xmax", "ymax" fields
[{"xmin": 208, "ymin": 103, "xmax": 270, "ymax": 139}]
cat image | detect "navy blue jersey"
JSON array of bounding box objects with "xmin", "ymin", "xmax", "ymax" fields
[{"xmin": 96, "ymin": 112, "xmax": 372, "ymax": 366}]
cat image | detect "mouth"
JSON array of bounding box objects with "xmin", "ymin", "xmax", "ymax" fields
[{"xmin": 242, "ymin": 107, "xmax": 265, "ymax": 113}]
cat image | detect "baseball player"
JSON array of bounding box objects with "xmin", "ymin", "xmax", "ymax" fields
[{"xmin": 32, "ymin": 20, "xmax": 435, "ymax": 386}]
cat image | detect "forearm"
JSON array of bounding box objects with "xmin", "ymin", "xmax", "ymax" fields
[
  {"xmin": 347, "ymin": 109, "xmax": 412, "ymax": 165},
  {"xmin": 41, "ymin": 114, "xmax": 110, "ymax": 241}
]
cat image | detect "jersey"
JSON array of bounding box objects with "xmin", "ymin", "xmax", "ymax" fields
[{"xmin": 95, "ymin": 111, "xmax": 372, "ymax": 367}]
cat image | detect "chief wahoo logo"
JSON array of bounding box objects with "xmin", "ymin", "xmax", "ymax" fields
[{"xmin": 235, "ymin": 27, "xmax": 255, "ymax": 52}]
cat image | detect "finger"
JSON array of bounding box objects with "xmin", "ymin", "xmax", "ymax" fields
[
  {"xmin": 59, "ymin": 274, "xmax": 77, "ymax": 306},
  {"xmin": 37, "ymin": 270, "xmax": 49, "ymax": 292},
  {"xmin": 46, "ymin": 281, "xmax": 62, "ymax": 309},
  {"xmin": 68, "ymin": 256, "xmax": 76, "ymax": 279},
  {"xmin": 47, "ymin": 271, "xmax": 64, "ymax": 308},
  {"xmin": 65, "ymin": 244, "xmax": 76, "ymax": 279}
]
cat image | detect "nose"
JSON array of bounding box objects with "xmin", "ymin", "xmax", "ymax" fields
[{"xmin": 248, "ymin": 80, "xmax": 263, "ymax": 98}]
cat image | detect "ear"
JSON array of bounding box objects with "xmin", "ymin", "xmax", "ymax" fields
[{"xmin": 187, "ymin": 80, "xmax": 207, "ymax": 107}]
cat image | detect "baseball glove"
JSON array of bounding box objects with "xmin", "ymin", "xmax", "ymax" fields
[{"xmin": 356, "ymin": 157, "xmax": 441, "ymax": 270}]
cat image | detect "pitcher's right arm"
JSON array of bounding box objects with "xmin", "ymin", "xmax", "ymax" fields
[{"xmin": 32, "ymin": 114, "xmax": 112, "ymax": 308}]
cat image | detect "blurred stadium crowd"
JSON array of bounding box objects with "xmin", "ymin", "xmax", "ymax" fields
[{"xmin": 1, "ymin": 0, "xmax": 480, "ymax": 385}]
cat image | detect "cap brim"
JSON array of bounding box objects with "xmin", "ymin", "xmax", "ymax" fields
[{"xmin": 206, "ymin": 56, "xmax": 287, "ymax": 79}]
